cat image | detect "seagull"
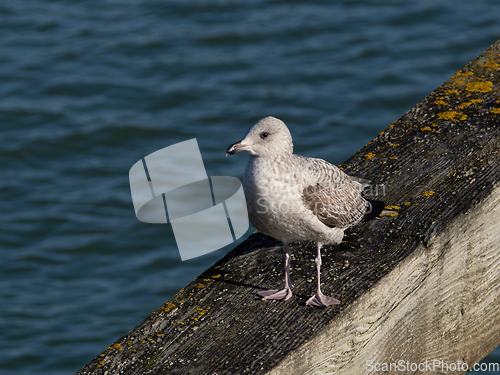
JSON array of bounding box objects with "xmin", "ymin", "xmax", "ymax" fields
[{"xmin": 226, "ymin": 116, "xmax": 389, "ymax": 307}]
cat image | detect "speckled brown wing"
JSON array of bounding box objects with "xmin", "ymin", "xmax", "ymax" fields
[{"xmin": 300, "ymin": 157, "xmax": 369, "ymax": 228}]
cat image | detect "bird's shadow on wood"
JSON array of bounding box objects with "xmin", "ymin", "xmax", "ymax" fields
[{"xmin": 198, "ymin": 235, "xmax": 363, "ymax": 306}]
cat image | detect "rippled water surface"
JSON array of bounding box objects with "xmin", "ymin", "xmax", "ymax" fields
[{"xmin": 1, "ymin": 1, "xmax": 500, "ymax": 373}]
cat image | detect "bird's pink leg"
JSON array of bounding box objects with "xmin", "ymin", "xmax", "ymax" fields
[
  {"xmin": 306, "ymin": 244, "xmax": 340, "ymax": 307},
  {"xmin": 257, "ymin": 243, "xmax": 293, "ymax": 301}
]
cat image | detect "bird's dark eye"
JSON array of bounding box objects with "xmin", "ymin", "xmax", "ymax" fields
[{"xmin": 261, "ymin": 132, "xmax": 269, "ymax": 138}]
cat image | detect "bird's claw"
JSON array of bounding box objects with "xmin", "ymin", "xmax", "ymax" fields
[
  {"xmin": 306, "ymin": 290, "xmax": 340, "ymax": 307},
  {"xmin": 257, "ymin": 288, "xmax": 292, "ymax": 301}
]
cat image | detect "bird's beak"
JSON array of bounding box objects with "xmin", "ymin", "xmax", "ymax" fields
[{"xmin": 226, "ymin": 140, "xmax": 249, "ymax": 156}]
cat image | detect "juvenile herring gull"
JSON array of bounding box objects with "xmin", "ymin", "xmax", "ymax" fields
[{"xmin": 226, "ymin": 116, "xmax": 388, "ymax": 308}]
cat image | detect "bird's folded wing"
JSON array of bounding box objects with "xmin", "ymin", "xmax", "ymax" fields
[{"xmin": 300, "ymin": 157, "xmax": 368, "ymax": 228}]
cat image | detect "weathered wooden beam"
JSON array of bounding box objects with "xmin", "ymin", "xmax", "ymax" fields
[{"xmin": 76, "ymin": 40, "xmax": 500, "ymax": 375}]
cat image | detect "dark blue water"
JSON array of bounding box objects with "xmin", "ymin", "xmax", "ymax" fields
[{"xmin": 1, "ymin": 1, "xmax": 499, "ymax": 374}]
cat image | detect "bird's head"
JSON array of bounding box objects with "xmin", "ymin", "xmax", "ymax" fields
[{"xmin": 226, "ymin": 116, "xmax": 293, "ymax": 158}]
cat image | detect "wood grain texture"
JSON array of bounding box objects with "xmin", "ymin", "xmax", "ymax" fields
[{"xmin": 76, "ymin": 40, "xmax": 500, "ymax": 375}]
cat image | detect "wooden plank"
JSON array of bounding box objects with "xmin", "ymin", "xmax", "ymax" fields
[{"xmin": 76, "ymin": 40, "xmax": 500, "ymax": 375}]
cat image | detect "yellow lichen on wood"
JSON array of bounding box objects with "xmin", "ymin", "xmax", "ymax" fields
[
  {"xmin": 484, "ymin": 60, "xmax": 500, "ymax": 69},
  {"xmin": 385, "ymin": 205, "xmax": 401, "ymax": 210},
  {"xmin": 465, "ymin": 81, "xmax": 494, "ymax": 92},
  {"xmin": 191, "ymin": 307, "xmax": 211, "ymax": 321},
  {"xmin": 444, "ymin": 89, "xmax": 459, "ymax": 95},
  {"xmin": 422, "ymin": 191, "xmax": 435, "ymax": 197},
  {"xmin": 159, "ymin": 302, "xmax": 176, "ymax": 313},
  {"xmin": 459, "ymin": 99, "xmax": 484, "ymax": 109},
  {"xmin": 364, "ymin": 152, "xmax": 376, "ymax": 159},
  {"xmin": 451, "ymin": 70, "xmax": 474, "ymax": 79},
  {"xmin": 107, "ymin": 343, "xmax": 123, "ymax": 351},
  {"xmin": 490, "ymin": 108, "xmax": 500, "ymax": 114},
  {"xmin": 202, "ymin": 274, "xmax": 221, "ymax": 282},
  {"xmin": 434, "ymin": 100, "xmax": 449, "ymax": 107},
  {"xmin": 437, "ymin": 111, "xmax": 467, "ymax": 121},
  {"xmin": 421, "ymin": 125, "xmax": 440, "ymax": 134}
]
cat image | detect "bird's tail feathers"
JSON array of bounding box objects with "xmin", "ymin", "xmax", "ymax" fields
[{"xmin": 362, "ymin": 199, "xmax": 386, "ymax": 222}]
